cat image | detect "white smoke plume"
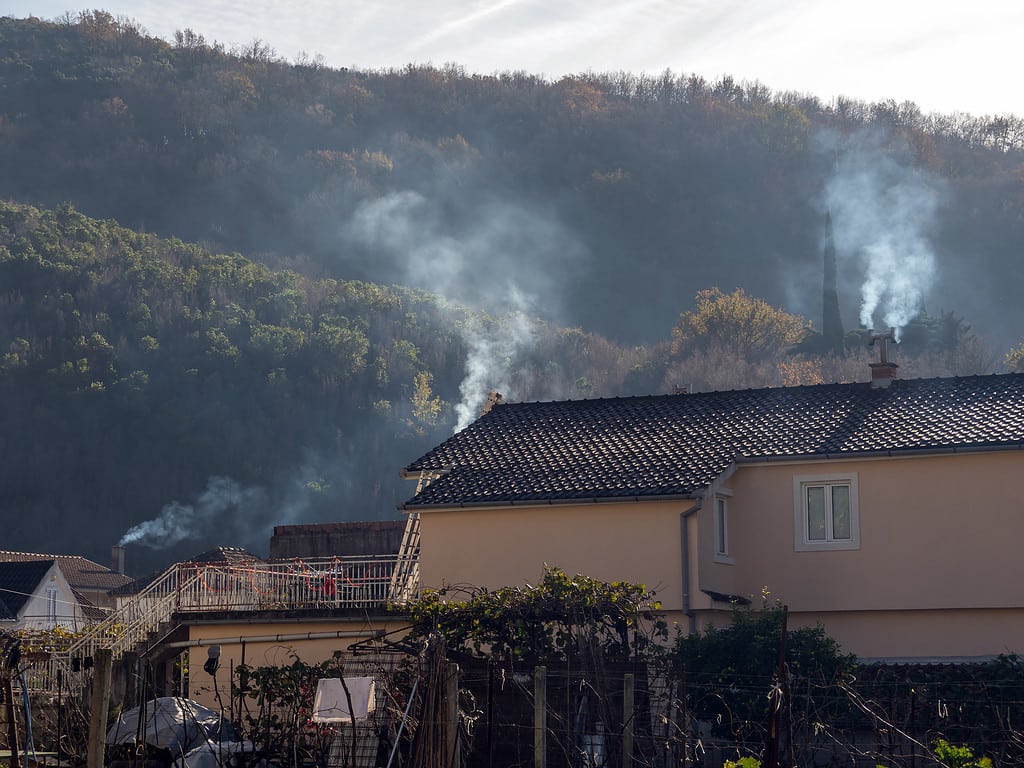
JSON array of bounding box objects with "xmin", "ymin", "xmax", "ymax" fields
[
  {"xmin": 343, "ymin": 185, "xmax": 585, "ymax": 429},
  {"xmin": 454, "ymin": 294, "xmax": 536, "ymax": 432},
  {"xmin": 119, "ymin": 476, "xmax": 268, "ymax": 549},
  {"xmin": 821, "ymin": 130, "xmax": 946, "ymax": 337}
]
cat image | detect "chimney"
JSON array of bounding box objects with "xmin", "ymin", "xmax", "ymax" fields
[
  {"xmin": 868, "ymin": 329, "xmax": 898, "ymax": 388},
  {"xmin": 479, "ymin": 391, "xmax": 503, "ymax": 417},
  {"xmin": 111, "ymin": 544, "xmax": 126, "ymax": 575}
]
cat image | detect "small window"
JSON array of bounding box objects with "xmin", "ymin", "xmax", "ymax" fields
[
  {"xmin": 713, "ymin": 495, "xmax": 733, "ymax": 563},
  {"xmin": 45, "ymin": 586, "xmax": 59, "ymax": 624},
  {"xmin": 794, "ymin": 473, "xmax": 860, "ymax": 551}
]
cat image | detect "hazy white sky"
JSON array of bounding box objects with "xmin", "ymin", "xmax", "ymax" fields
[{"xmin": 5, "ymin": 0, "xmax": 1023, "ymax": 117}]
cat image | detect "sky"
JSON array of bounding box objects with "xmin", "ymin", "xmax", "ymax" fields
[{"xmin": 5, "ymin": 0, "xmax": 1023, "ymax": 118}]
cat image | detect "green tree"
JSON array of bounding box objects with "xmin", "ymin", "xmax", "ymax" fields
[
  {"xmin": 672, "ymin": 597, "xmax": 854, "ymax": 751},
  {"xmin": 409, "ymin": 370, "xmax": 443, "ymax": 434},
  {"xmin": 1005, "ymin": 341, "xmax": 1024, "ymax": 372},
  {"xmin": 671, "ymin": 288, "xmax": 811, "ymax": 361}
]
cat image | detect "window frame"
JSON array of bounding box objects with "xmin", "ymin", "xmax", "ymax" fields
[
  {"xmin": 713, "ymin": 492, "xmax": 734, "ymax": 564},
  {"xmin": 793, "ymin": 472, "xmax": 860, "ymax": 551},
  {"xmin": 45, "ymin": 585, "xmax": 59, "ymax": 624}
]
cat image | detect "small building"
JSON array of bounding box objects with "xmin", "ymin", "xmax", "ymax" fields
[
  {"xmin": 0, "ymin": 559, "xmax": 85, "ymax": 631},
  {"xmin": 0, "ymin": 549, "xmax": 133, "ymax": 613},
  {"xmin": 269, "ymin": 520, "xmax": 405, "ymax": 559}
]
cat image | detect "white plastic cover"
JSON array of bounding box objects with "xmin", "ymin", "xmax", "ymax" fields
[{"xmin": 311, "ymin": 677, "xmax": 376, "ymax": 722}]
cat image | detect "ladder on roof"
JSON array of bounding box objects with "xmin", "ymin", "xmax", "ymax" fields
[{"xmin": 389, "ymin": 511, "xmax": 420, "ymax": 605}]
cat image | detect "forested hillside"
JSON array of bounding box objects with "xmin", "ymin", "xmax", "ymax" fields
[
  {"xmin": 1, "ymin": 12, "xmax": 1022, "ymax": 569},
  {"xmin": 0, "ymin": 200, "xmax": 658, "ymax": 567},
  {"xmin": 2, "ymin": 13, "xmax": 1023, "ymax": 347}
]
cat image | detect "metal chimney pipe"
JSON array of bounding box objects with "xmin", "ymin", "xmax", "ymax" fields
[{"xmin": 111, "ymin": 545, "xmax": 126, "ymax": 575}]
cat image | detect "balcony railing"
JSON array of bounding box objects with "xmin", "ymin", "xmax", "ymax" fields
[
  {"xmin": 174, "ymin": 556, "xmax": 402, "ymax": 612},
  {"xmin": 14, "ymin": 555, "xmax": 416, "ymax": 694}
]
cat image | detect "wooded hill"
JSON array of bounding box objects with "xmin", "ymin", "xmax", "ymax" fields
[
  {"xmin": 0, "ymin": 200, "xmax": 656, "ymax": 566},
  {"xmin": 1, "ymin": 12, "xmax": 1022, "ymax": 568}
]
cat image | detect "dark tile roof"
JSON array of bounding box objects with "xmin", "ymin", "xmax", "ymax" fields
[
  {"xmin": 403, "ymin": 374, "xmax": 1024, "ymax": 507},
  {"xmin": 0, "ymin": 560, "xmax": 55, "ymax": 618},
  {"xmin": 0, "ymin": 551, "xmax": 132, "ymax": 592},
  {"xmin": 71, "ymin": 588, "xmax": 109, "ymax": 621}
]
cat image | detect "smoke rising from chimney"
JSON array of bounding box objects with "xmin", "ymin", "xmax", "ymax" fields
[
  {"xmin": 820, "ymin": 130, "xmax": 945, "ymax": 337},
  {"xmin": 342, "ymin": 183, "xmax": 585, "ymax": 428},
  {"xmin": 119, "ymin": 476, "xmax": 268, "ymax": 549},
  {"xmin": 454, "ymin": 295, "xmax": 536, "ymax": 432}
]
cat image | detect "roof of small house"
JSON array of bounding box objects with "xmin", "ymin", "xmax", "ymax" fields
[
  {"xmin": 403, "ymin": 373, "xmax": 1024, "ymax": 508},
  {"xmin": 0, "ymin": 551, "xmax": 132, "ymax": 592},
  {"xmin": 0, "ymin": 594, "xmax": 15, "ymax": 621},
  {"xmin": 0, "ymin": 560, "xmax": 56, "ymax": 618},
  {"xmin": 185, "ymin": 546, "xmax": 265, "ymax": 565}
]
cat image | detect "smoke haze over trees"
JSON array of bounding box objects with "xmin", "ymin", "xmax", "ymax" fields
[{"xmin": 0, "ymin": 12, "xmax": 1022, "ymax": 569}]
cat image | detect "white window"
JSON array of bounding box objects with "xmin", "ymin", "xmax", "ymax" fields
[
  {"xmin": 794, "ymin": 473, "xmax": 860, "ymax": 551},
  {"xmin": 45, "ymin": 586, "xmax": 59, "ymax": 624},
  {"xmin": 713, "ymin": 495, "xmax": 734, "ymax": 563}
]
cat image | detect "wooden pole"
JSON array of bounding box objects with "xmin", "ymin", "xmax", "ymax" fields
[
  {"xmin": 764, "ymin": 606, "xmax": 789, "ymax": 768},
  {"xmin": 678, "ymin": 662, "xmax": 687, "ymax": 767},
  {"xmin": 446, "ymin": 663, "xmax": 461, "ymax": 768},
  {"xmin": 534, "ymin": 666, "xmax": 547, "ymax": 768},
  {"xmin": 486, "ymin": 662, "xmax": 494, "ymax": 768},
  {"xmin": 622, "ymin": 673, "xmax": 635, "ymax": 768},
  {"xmin": 86, "ymin": 649, "xmax": 113, "ymax": 768}
]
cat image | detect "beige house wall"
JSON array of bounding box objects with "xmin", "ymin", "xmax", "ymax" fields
[
  {"xmin": 185, "ymin": 617, "xmax": 408, "ymax": 709},
  {"xmin": 418, "ymin": 499, "xmax": 696, "ymax": 612},
  {"xmin": 696, "ymin": 451, "xmax": 1024, "ymax": 658},
  {"xmin": 415, "ymin": 450, "xmax": 1024, "ymax": 661}
]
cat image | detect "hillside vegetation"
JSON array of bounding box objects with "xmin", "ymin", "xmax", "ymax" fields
[
  {"xmin": 0, "ymin": 200, "xmax": 656, "ymax": 565},
  {"xmin": 1, "ymin": 12, "xmax": 1021, "ymax": 567}
]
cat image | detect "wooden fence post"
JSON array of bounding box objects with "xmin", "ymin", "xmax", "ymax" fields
[
  {"xmin": 86, "ymin": 649, "xmax": 113, "ymax": 768},
  {"xmin": 623, "ymin": 672, "xmax": 635, "ymax": 768},
  {"xmin": 534, "ymin": 665, "xmax": 547, "ymax": 768},
  {"xmin": 447, "ymin": 663, "xmax": 461, "ymax": 768}
]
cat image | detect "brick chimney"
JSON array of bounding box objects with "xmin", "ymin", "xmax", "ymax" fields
[{"xmin": 869, "ymin": 329, "xmax": 898, "ymax": 388}]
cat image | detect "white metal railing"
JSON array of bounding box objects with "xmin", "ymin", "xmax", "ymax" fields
[
  {"xmin": 64, "ymin": 558, "xmax": 193, "ymax": 665},
  {"xmin": 174, "ymin": 556, "xmax": 404, "ymax": 612},
  {"xmin": 13, "ymin": 555, "xmax": 416, "ymax": 694}
]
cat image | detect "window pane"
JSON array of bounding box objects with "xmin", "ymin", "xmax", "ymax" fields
[
  {"xmin": 806, "ymin": 486, "xmax": 826, "ymax": 540},
  {"xmin": 832, "ymin": 485, "xmax": 851, "ymax": 539},
  {"xmin": 716, "ymin": 500, "xmax": 727, "ymax": 554}
]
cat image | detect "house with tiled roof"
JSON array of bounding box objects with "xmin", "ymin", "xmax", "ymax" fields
[
  {"xmin": 0, "ymin": 549, "xmax": 133, "ymax": 613},
  {"xmin": 401, "ymin": 360, "xmax": 1024, "ymax": 662},
  {"xmin": 0, "ymin": 559, "xmax": 85, "ymax": 630}
]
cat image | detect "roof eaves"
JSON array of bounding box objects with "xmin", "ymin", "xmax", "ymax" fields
[
  {"xmin": 401, "ymin": 491, "xmax": 702, "ymax": 512},
  {"xmin": 737, "ymin": 442, "xmax": 1024, "ymax": 465}
]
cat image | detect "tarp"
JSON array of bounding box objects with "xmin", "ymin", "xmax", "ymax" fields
[
  {"xmin": 312, "ymin": 677, "xmax": 376, "ymax": 722},
  {"xmin": 106, "ymin": 697, "xmax": 250, "ymax": 768}
]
